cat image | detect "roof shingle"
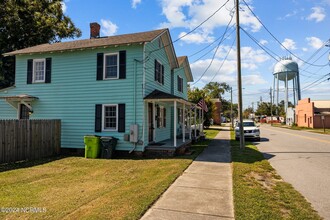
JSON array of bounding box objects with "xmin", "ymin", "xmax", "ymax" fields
[{"xmin": 4, "ymin": 29, "xmax": 167, "ymax": 56}]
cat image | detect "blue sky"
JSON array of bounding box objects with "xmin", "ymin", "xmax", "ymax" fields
[{"xmin": 62, "ymin": 0, "xmax": 330, "ymax": 109}]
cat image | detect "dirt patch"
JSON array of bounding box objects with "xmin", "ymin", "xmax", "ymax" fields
[{"xmin": 246, "ymin": 171, "xmax": 283, "ymax": 190}]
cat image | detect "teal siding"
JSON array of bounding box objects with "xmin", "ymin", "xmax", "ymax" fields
[
  {"xmin": 0, "ymin": 45, "xmax": 146, "ymax": 151},
  {"xmin": 144, "ymin": 39, "xmax": 172, "ymax": 96},
  {"xmin": 142, "ymin": 38, "xmax": 173, "ymax": 146},
  {"xmin": 0, "ymin": 32, "xmax": 191, "ymax": 152},
  {"xmin": 173, "ymin": 67, "xmax": 188, "ymax": 99}
]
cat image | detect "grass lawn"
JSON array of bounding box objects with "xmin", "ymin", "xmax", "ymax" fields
[
  {"xmin": 0, "ymin": 129, "xmax": 218, "ymax": 220},
  {"xmin": 231, "ymin": 131, "xmax": 322, "ymax": 220}
]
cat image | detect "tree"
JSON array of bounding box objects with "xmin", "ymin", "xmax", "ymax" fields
[
  {"xmin": 187, "ymin": 86, "xmax": 214, "ymax": 126},
  {"xmin": 243, "ymin": 107, "xmax": 254, "ymax": 118},
  {"xmin": 255, "ymin": 102, "xmax": 273, "ymax": 116},
  {"xmin": 0, "ymin": 0, "xmax": 81, "ymax": 88},
  {"xmin": 204, "ymin": 82, "xmax": 230, "ymax": 99}
]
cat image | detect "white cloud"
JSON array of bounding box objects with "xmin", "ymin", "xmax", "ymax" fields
[
  {"xmin": 100, "ymin": 19, "xmax": 118, "ymax": 36},
  {"xmin": 281, "ymin": 38, "xmax": 297, "ymax": 50},
  {"xmin": 241, "ymin": 47, "xmax": 270, "ymax": 63},
  {"xmin": 178, "ymin": 31, "xmax": 214, "ymax": 44},
  {"xmin": 190, "ymin": 59, "xmax": 236, "ymax": 85},
  {"xmin": 159, "ymin": 0, "xmax": 261, "ymax": 44},
  {"xmin": 190, "ymin": 45, "xmax": 270, "ymax": 85},
  {"xmin": 61, "ymin": 2, "xmax": 67, "ymax": 13},
  {"xmin": 216, "ymin": 46, "xmax": 270, "ymax": 65},
  {"xmin": 259, "ymin": 40, "xmax": 268, "ymax": 45},
  {"xmin": 242, "ymin": 74, "xmax": 267, "ymax": 85},
  {"xmin": 307, "ymin": 7, "xmax": 326, "ymax": 22},
  {"xmin": 132, "ymin": 0, "xmax": 142, "ymax": 9},
  {"xmin": 306, "ymin": 37, "xmax": 323, "ymax": 49}
]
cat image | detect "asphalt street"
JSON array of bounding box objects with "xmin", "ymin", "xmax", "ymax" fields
[{"xmin": 256, "ymin": 124, "xmax": 330, "ymax": 220}]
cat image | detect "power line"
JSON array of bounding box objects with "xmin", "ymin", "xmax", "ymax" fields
[
  {"xmin": 208, "ymin": 35, "xmax": 236, "ymax": 83},
  {"xmin": 241, "ymin": 0, "xmax": 329, "ymax": 68},
  {"xmin": 302, "ymin": 73, "xmax": 330, "ymax": 91},
  {"xmin": 172, "ymin": 0, "xmax": 231, "ymax": 44},
  {"xmin": 191, "ymin": 10, "xmax": 235, "ymax": 85},
  {"xmin": 144, "ymin": 0, "xmax": 231, "ymax": 61},
  {"xmin": 189, "ymin": 25, "xmax": 235, "ymax": 58}
]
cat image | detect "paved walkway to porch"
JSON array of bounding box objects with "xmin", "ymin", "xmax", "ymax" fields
[{"xmin": 141, "ymin": 126, "xmax": 234, "ymax": 220}]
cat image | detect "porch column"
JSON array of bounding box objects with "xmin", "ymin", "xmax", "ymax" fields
[
  {"xmin": 199, "ymin": 108, "xmax": 201, "ymax": 132},
  {"xmin": 152, "ymin": 102, "xmax": 156, "ymax": 142},
  {"xmin": 189, "ymin": 106, "xmax": 192, "ymax": 140},
  {"xmin": 201, "ymin": 107, "xmax": 204, "ymax": 133},
  {"xmin": 174, "ymin": 100, "xmax": 177, "ymax": 147},
  {"xmin": 183, "ymin": 103, "xmax": 185, "ymax": 143},
  {"xmin": 194, "ymin": 106, "xmax": 197, "ymax": 138}
]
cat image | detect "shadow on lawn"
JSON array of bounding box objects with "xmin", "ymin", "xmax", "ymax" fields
[
  {"xmin": 231, "ymin": 140, "xmax": 275, "ymax": 163},
  {"xmin": 0, "ymin": 156, "xmax": 67, "ymax": 173}
]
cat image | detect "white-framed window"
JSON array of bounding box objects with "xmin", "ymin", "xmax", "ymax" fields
[
  {"xmin": 33, "ymin": 59, "xmax": 45, "ymax": 83},
  {"xmin": 102, "ymin": 104, "xmax": 118, "ymax": 131},
  {"xmin": 104, "ymin": 53, "xmax": 119, "ymax": 79},
  {"xmin": 156, "ymin": 105, "xmax": 166, "ymax": 128}
]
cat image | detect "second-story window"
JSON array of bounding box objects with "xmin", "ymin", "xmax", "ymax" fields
[
  {"xmin": 27, "ymin": 58, "xmax": 51, "ymax": 84},
  {"xmin": 154, "ymin": 60, "xmax": 164, "ymax": 85},
  {"xmin": 177, "ymin": 75, "xmax": 183, "ymax": 92},
  {"xmin": 33, "ymin": 59, "xmax": 45, "ymax": 83},
  {"xmin": 104, "ymin": 53, "xmax": 119, "ymax": 79}
]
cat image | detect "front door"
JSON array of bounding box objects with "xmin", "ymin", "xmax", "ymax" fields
[
  {"xmin": 148, "ymin": 103, "xmax": 154, "ymax": 142},
  {"xmin": 19, "ymin": 104, "xmax": 30, "ymax": 119}
]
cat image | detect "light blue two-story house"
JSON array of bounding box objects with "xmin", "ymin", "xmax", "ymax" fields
[{"xmin": 0, "ymin": 23, "xmax": 200, "ymax": 155}]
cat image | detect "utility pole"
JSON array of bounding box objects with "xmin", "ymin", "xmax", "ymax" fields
[
  {"xmin": 270, "ymin": 87, "xmax": 273, "ymax": 126},
  {"xmin": 231, "ymin": 87, "xmax": 233, "ymax": 128},
  {"xmin": 236, "ymin": 0, "xmax": 244, "ymax": 149}
]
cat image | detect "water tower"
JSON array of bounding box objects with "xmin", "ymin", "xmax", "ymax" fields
[{"xmin": 273, "ymin": 57, "xmax": 301, "ymax": 114}]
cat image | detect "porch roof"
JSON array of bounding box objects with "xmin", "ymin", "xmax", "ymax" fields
[
  {"xmin": 144, "ymin": 89, "xmax": 198, "ymax": 107},
  {"xmin": 0, "ymin": 94, "xmax": 38, "ymax": 111},
  {"xmin": 0, "ymin": 94, "xmax": 38, "ymax": 101}
]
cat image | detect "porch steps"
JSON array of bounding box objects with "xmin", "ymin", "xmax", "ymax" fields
[{"xmin": 144, "ymin": 140, "xmax": 192, "ymax": 157}]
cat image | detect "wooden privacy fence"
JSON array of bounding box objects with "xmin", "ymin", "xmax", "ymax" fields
[{"xmin": 0, "ymin": 120, "xmax": 61, "ymax": 164}]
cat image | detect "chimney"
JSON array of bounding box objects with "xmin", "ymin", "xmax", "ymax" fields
[{"xmin": 90, "ymin": 22, "xmax": 100, "ymax": 39}]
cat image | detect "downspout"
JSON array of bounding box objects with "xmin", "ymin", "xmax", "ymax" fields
[
  {"xmin": 130, "ymin": 42, "xmax": 147, "ymax": 153},
  {"xmin": 142, "ymin": 42, "xmax": 147, "ymax": 150},
  {"xmin": 129, "ymin": 59, "xmax": 138, "ymax": 153}
]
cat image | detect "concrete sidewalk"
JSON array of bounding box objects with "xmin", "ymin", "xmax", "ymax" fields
[{"xmin": 141, "ymin": 127, "xmax": 234, "ymax": 220}]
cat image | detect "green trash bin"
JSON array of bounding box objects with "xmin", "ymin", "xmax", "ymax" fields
[{"xmin": 84, "ymin": 135, "xmax": 100, "ymax": 158}]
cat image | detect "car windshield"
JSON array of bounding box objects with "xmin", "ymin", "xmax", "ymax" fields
[{"xmin": 237, "ymin": 122, "xmax": 255, "ymax": 127}]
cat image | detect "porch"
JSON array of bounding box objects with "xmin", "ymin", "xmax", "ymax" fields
[{"xmin": 144, "ymin": 138, "xmax": 192, "ymax": 157}]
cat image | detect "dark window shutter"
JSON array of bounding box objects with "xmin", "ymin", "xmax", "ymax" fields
[
  {"xmin": 161, "ymin": 65, "xmax": 164, "ymax": 84},
  {"xmin": 163, "ymin": 108, "xmax": 166, "ymax": 128},
  {"xmin": 97, "ymin": 53, "xmax": 104, "ymax": 80},
  {"xmin": 119, "ymin": 50, "xmax": 126, "ymax": 79},
  {"xmin": 27, "ymin": 59, "xmax": 33, "ymax": 84},
  {"xmin": 45, "ymin": 58, "xmax": 52, "ymax": 83},
  {"xmin": 118, "ymin": 104, "xmax": 125, "ymax": 132},
  {"xmin": 154, "ymin": 60, "xmax": 158, "ymax": 81},
  {"xmin": 95, "ymin": 104, "xmax": 102, "ymax": 132},
  {"xmin": 177, "ymin": 75, "xmax": 180, "ymax": 91}
]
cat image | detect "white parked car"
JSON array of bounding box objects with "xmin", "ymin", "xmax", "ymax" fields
[{"xmin": 235, "ymin": 120, "xmax": 260, "ymax": 141}]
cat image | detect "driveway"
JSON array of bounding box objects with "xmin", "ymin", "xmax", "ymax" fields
[{"xmin": 256, "ymin": 124, "xmax": 330, "ymax": 220}]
